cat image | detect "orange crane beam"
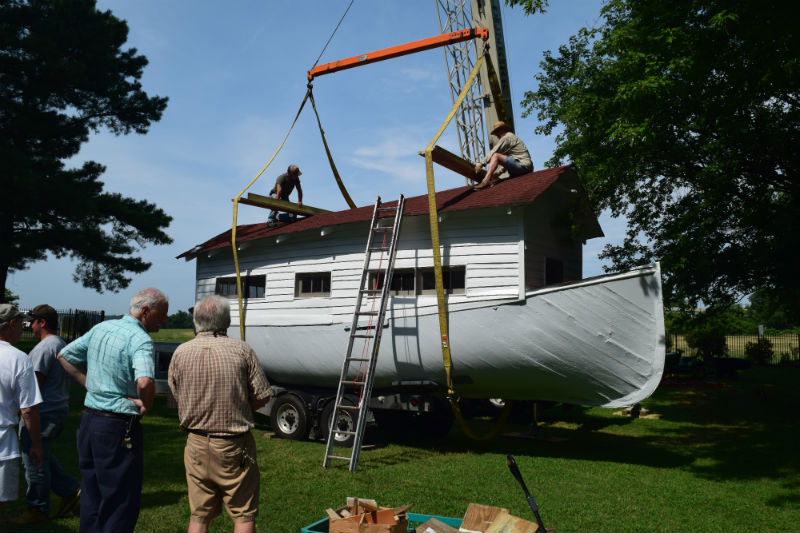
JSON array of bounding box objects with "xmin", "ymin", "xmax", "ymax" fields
[{"xmin": 307, "ymin": 27, "xmax": 489, "ymax": 81}]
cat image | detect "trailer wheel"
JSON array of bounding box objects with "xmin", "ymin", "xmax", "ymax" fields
[
  {"xmin": 321, "ymin": 399, "xmax": 356, "ymax": 448},
  {"xmin": 270, "ymin": 394, "xmax": 309, "ymax": 441}
]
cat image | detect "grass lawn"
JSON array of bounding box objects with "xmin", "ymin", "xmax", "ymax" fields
[{"xmin": 2, "ymin": 365, "xmax": 799, "ymax": 532}]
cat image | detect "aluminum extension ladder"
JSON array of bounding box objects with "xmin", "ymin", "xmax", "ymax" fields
[{"xmin": 323, "ymin": 195, "xmax": 405, "ymax": 472}]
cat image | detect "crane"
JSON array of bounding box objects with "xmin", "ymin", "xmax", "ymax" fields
[{"xmin": 436, "ymin": 0, "xmax": 514, "ymax": 166}]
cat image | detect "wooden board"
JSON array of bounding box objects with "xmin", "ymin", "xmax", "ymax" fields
[
  {"xmin": 415, "ymin": 517, "xmax": 461, "ymax": 533},
  {"xmin": 485, "ymin": 512, "xmax": 538, "ymax": 533},
  {"xmin": 237, "ymin": 192, "xmax": 331, "ymax": 216},
  {"xmin": 459, "ymin": 504, "xmax": 509, "ymax": 533},
  {"xmin": 419, "ymin": 145, "xmax": 485, "ymax": 183}
]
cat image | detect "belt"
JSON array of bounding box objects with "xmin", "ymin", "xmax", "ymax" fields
[
  {"xmin": 85, "ymin": 407, "xmax": 139, "ymax": 421},
  {"xmin": 187, "ymin": 429, "xmax": 248, "ymax": 440}
]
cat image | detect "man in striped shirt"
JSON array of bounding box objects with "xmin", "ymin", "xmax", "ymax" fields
[{"xmin": 168, "ymin": 295, "xmax": 271, "ymax": 533}]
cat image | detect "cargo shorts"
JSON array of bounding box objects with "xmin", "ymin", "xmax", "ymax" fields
[{"xmin": 184, "ymin": 431, "xmax": 260, "ymax": 524}]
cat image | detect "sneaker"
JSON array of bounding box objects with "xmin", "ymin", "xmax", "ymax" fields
[
  {"xmin": 53, "ymin": 489, "xmax": 80, "ymax": 519},
  {"xmin": 9, "ymin": 506, "xmax": 48, "ymax": 525}
]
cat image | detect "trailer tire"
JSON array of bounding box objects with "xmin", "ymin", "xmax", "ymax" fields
[
  {"xmin": 321, "ymin": 399, "xmax": 356, "ymax": 448},
  {"xmin": 270, "ymin": 394, "xmax": 309, "ymax": 441}
]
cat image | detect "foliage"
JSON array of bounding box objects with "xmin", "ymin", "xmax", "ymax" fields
[
  {"xmin": 521, "ymin": 0, "xmax": 800, "ymax": 321},
  {"xmin": 0, "ymin": 0, "xmax": 171, "ymax": 300},
  {"xmin": 505, "ymin": 0, "xmax": 549, "ymax": 16},
  {"xmin": 685, "ymin": 319, "xmax": 728, "ymax": 359},
  {"xmin": 745, "ymin": 337, "xmax": 774, "ymax": 365},
  {"xmin": 164, "ymin": 310, "xmax": 193, "ymax": 330},
  {"xmin": 2, "ymin": 289, "xmax": 18, "ymax": 305}
]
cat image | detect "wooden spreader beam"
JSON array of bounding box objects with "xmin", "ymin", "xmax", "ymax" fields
[
  {"xmin": 420, "ymin": 145, "xmax": 485, "ymax": 183},
  {"xmin": 236, "ymin": 193, "xmax": 331, "ymax": 216}
]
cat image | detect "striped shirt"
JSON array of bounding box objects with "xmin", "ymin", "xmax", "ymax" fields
[
  {"xmin": 168, "ymin": 332, "xmax": 271, "ymax": 436},
  {"xmin": 60, "ymin": 315, "xmax": 155, "ymax": 415}
]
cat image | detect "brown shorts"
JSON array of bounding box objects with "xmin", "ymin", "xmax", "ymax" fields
[{"xmin": 184, "ymin": 431, "xmax": 260, "ymax": 523}]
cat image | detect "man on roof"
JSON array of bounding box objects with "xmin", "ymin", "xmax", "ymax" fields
[
  {"xmin": 473, "ymin": 121, "xmax": 533, "ymax": 190},
  {"xmin": 267, "ymin": 164, "xmax": 303, "ymax": 224}
]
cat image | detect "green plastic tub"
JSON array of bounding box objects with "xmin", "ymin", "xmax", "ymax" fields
[{"xmin": 300, "ymin": 512, "xmax": 463, "ymax": 533}]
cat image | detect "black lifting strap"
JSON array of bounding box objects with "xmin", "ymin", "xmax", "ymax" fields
[{"xmin": 308, "ymin": 87, "xmax": 357, "ymax": 209}]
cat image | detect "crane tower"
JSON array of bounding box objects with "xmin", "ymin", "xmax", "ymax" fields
[{"xmin": 435, "ymin": 0, "xmax": 514, "ymax": 166}]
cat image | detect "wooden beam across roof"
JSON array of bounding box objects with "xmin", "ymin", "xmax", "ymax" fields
[
  {"xmin": 236, "ymin": 193, "xmax": 332, "ymax": 216},
  {"xmin": 419, "ymin": 145, "xmax": 485, "ymax": 183}
]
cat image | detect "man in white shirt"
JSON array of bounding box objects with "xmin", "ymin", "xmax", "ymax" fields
[{"xmin": 0, "ymin": 304, "xmax": 42, "ymax": 521}]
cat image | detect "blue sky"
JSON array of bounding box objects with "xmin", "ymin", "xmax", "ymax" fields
[{"xmin": 8, "ymin": 0, "xmax": 621, "ymax": 315}]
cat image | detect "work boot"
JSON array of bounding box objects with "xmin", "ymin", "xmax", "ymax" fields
[
  {"xmin": 9, "ymin": 506, "xmax": 48, "ymax": 525},
  {"xmin": 54, "ymin": 488, "xmax": 81, "ymax": 519}
]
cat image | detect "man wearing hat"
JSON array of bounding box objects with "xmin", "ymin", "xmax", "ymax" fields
[
  {"xmin": 473, "ymin": 121, "xmax": 533, "ymax": 190},
  {"xmin": 0, "ymin": 304, "xmax": 43, "ymax": 521},
  {"xmin": 267, "ymin": 164, "xmax": 304, "ymax": 224},
  {"xmin": 11, "ymin": 305, "xmax": 80, "ymax": 525}
]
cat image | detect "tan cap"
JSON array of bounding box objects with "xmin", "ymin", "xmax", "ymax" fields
[
  {"xmin": 491, "ymin": 121, "xmax": 512, "ymax": 135},
  {"xmin": 288, "ymin": 164, "xmax": 302, "ymax": 176},
  {"xmin": 0, "ymin": 304, "xmax": 31, "ymax": 327}
]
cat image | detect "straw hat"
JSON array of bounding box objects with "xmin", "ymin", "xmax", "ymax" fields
[{"xmin": 491, "ymin": 121, "xmax": 512, "ymax": 135}]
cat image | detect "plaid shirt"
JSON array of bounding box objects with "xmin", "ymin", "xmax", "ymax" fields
[
  {"xmin": 168, "ymin": 332, "xmax": 270, "ymax": 436},
  {"xmin": 60, "ymin": 315, "xmax": 154, "ymax": 415}
]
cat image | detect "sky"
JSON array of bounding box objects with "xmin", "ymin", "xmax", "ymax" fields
[{"xmin": 7, "ymin": 0, "xmax": 622, "ymax": 316}]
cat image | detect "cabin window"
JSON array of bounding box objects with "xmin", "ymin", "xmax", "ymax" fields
[
  {"xmin": 545, "ymin": 258, "xmax": 564, "ymax": 286},
  {"xmin": 295, "ymin": 272, "xmax": 331, "ymax": 297},
  {"xmin": 368, "ymin": 269, "xmax": 416, "ymax": 296},
  {"xmin": 215, "ymin": 275, "xmax": 266, "ymax": 299},
  {"xmin": 418, "ymin": 267, "xmax": 466, "ymax": 295}
]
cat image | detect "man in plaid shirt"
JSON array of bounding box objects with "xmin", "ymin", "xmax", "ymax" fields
[{"xmin": 168, "ymin": 295, "xmax": 271, "ymax": 533}]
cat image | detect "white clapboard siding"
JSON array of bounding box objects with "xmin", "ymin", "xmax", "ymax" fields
[{"xmin": 196, "ymin": 207, "xmax": 523, "ymax": 325}]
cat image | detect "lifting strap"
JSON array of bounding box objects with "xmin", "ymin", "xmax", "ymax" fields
[
  {"xmin": 423, "ymin": 46, "xmax": 513, "ymax": 440},
  {"xmin": 230, "ymin": 85, "xmax": 358, "ymax": 340},
  {"xmin": 231, "ymin": 88, "xmax": 311, "ymax": 340},
  {"xmin": 309, "ymin": 89, "xmax": 357, "ymax": 209}
]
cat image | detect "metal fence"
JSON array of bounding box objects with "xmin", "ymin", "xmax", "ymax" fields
[
  {"xmin": 670, "ymin": 333, "xmax": 800, "ymax": 363},
  {"xmin": 21, "ymin": 308, "xmax": 105, "ymax": 342}
]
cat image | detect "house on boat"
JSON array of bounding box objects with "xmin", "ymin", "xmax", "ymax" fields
[{"xmin": 178, "ymin": 164, "xmax": 604, "ymax": 323}]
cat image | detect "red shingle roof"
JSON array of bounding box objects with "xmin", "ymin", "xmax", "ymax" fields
[{"xmin": 178, "ymin": 164, "xmax": 582, "ymax": 259}]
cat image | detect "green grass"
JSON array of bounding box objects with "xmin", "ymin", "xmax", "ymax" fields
[
  {"xmin": 2, "ymin": 367, "xmax": 799, "ymax": 532},
  {"xmin": 150, "ymin": 328, "xmax": 195, "ymax": 343}
]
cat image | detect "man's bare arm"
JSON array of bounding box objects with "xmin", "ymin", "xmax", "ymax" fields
[
  {"xmin": 136, "ymin": 377, "xmax": 156, "ymax": 416},
  {"xmin": 20, "ymin": 405, "xmax": 43, "ymax": 470},
  {"xmin": 57, "ymin": 353, "xmax": 86, "ymax": 388}
]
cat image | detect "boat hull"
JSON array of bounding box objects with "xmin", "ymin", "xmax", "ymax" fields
[{"xmin": 238, "ymin": 264, "xmax": 665, "ymax": 408}]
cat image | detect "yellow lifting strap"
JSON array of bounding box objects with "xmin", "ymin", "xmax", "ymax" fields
[
  {"xmin": 230, "ymin": 86, "xmax": 358, "ymax": 340},
  {"xmin": 231, "ymin": 88, "xmax": 311, "ymax": 340},
  {"xmin": 423, "ymin": 47, "xmax": 513, "ymax": 440},
  {"xmin": 309, "ymin": 90, "xmax": 357, "ymax": 209}
]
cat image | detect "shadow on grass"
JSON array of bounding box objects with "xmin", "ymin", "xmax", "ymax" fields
[{"xmin": 350, "ymin": 366, "xmax": 800, "ymax": 491}]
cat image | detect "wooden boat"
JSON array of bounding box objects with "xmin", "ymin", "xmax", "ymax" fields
[{"xmin": 179, "ymin": 165, "xmax": 665, "ymax": 408}]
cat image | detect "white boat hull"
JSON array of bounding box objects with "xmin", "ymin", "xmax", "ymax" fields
[{"xmin": 238, "ymin": 264, "xmax": 665, "ymax": 408}]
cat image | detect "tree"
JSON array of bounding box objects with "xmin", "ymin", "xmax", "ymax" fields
[
  {"xmin": 165, "ymin": 310, "xmax": 193, "ymax": 330},
  {"xmin": 0, "ymin": 0, "xmax": 171, "ymax": 303},
  {"xmin": 517, "ymin": 0, "xmax": 800, "ymax": 319}
]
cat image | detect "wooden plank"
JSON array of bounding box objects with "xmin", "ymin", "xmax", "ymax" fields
[
  {"xmin": 237, "ymin": 193, "xmax": 332, "ymax": 216},
  {"xmin": 415, "ymin": 517, "xmax": 461, "ymax": 533},
  {"xmin": 420, "ymin": 145, "xmax": 484, "ymax": 183},
  {"xmin": 459, "ymin": 504, "xmax": 508, "ymax": 533}
]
